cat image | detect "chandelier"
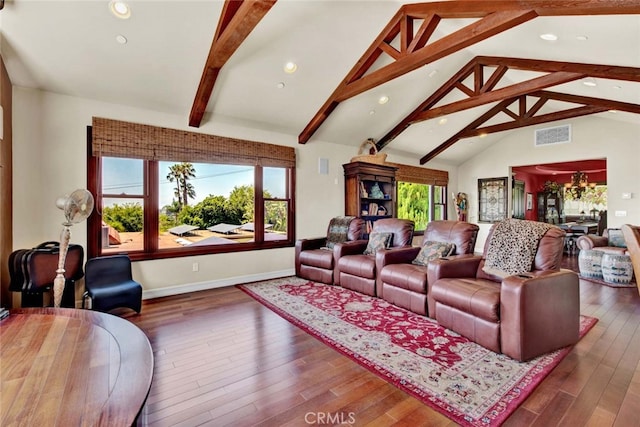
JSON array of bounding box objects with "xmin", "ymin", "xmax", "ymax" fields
[{"xmin": 564, "ymin": 171, "xmax": 595, "ymax": 199}]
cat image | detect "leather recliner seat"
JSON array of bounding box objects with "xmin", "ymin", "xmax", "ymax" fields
[
  {"xmin": 336, "ymin": 218, "xmax": 414, "ymax": 296},
  {"xmin": 295, "ymin": 218, "xmax": 366, "ymax": 285},
  {"xmin": 427, "ymin": 224, "xmax": 579, "ymax": 362},
  {"xmin": 378, "ymin": 220, "xmax": 479, "ymax": 316}
]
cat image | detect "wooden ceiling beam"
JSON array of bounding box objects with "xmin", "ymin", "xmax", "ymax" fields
[
  {"xmin": 335, "ymin": 10, "xmax": 536, "ymax": 102},
  {"xmin": 189, "ymin": 0, "xmax": 276, "ymax": 128},
  {"xmin": 419, "ymin": 89, "xmax": 640, "ymax": 163},
  {"xmin": 378, "ymin": 56, "xmax": 640, "ymax": 151},
  {"xmin": 465, "ymin": 105, "xmax": 609, "ymax": 137},
  {"xmin": 533, "ymin": 90, "xmax": 640, "ymax": 114},
  {"xmin": 376, "ymin": 59, "xmax": 477, "ymax": 150},
  {"xmin": 299, "ymin": 0, "xmax": 640, "ymax": 144},
  {"xmin": 420, "ymin": 104, "xmax": 607, "ymax": 164},
  {"xmin": 419, "ymin": 97, "xmax": 518, "ymax": 164},
  {"xmin": 404, "ymin": 0, "xmax": 640, "ymax": 17},
  {"xmin": 419, "ymin": 96, "xmax": 607, "ymax": 164},
  {"xmin": 413, "ymin": 71, "xmax": 584, "ymax": 122},
  {"xmin": 476, "ymin": 56, "xmax": 640, "ymax": 82}
]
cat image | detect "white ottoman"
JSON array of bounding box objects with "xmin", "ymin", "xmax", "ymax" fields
[
  {"xmin": 578, "ymin": 250, "xmax": 603, "ymax": 279},
  {"xmin": 601, "ymin": 253, "xmax": 634, "ymax": 285}
]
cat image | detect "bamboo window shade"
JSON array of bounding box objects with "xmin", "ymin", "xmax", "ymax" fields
[
  {"xmin": 91, "ymin": 117, "xmax": 296, "ymax": 168},
  {"xmin": 387, "ymin": 162, "xmax": 448, "ymax": 186}
]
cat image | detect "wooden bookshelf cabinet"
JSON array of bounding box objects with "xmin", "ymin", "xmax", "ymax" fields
[{"xmin": 343, "ymin": 161, "xmax": 397, "ymax": 234}]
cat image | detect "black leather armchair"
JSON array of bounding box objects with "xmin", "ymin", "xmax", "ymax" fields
[{"xmin": 83, "ymin": 255, "xmax": 143, "ymax": 313}]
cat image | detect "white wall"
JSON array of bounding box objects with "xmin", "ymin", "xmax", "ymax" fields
[
  {"xmin": 457, "ymin": 115, "xmax": 640, "ymax": 249},
  {"xmin": 11, "ymin": 87, "xmax": 405, "ymax": 298},
  {"xmin": 16, "ymin": 88, "xmax": 635, "ymax": 300}
]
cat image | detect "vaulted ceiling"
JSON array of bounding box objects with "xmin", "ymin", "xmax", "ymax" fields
[{"xmin": 2, "ymin": 1, "xmax": 639, "ymax": 165}]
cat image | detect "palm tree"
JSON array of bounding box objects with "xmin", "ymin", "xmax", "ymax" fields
[
  {"xmin": 179, "ymin": 163, "xmax": 196, "ymax": 207},
  {"xmin": 167, "ymin": 164, "xmax": 184, "ymax": 207},
  {"xmin": 167, "ymin": 163, "xmax": 196, "ymax": 209}
]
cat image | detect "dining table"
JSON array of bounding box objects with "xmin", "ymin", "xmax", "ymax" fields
[{"xmin": 0, "ymin": 308, "xmax": 153, "ymax": 426}]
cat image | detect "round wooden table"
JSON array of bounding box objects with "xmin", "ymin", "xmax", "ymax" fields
[{"xmin": 0, "ymin": 308, "xmax": 153, "ymax": 426}]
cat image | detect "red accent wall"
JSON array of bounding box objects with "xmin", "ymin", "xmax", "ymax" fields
[{"xmin": 513, "ymin": 169, "xmax": 607, "ymax": 222}]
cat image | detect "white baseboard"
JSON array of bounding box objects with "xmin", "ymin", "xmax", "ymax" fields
[{"xmin": 141, "ymin": 269, "xmax": 295, "ymax": 300}]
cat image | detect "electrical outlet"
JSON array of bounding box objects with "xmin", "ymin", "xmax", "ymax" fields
[
  {"xmin": 192, "ymin": 262, "xmax": 199, "ymax": 272},
  {"xmin": 614, "ymin": 210, "xmax": 627, "ymax": 217}
]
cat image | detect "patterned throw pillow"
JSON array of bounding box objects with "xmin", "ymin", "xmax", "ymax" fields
[
  {"xmin": 608, "ymin": 229, "xmax": 626, "ymax": 248},
  {"xmin": 363, "ymin": 232, "xmax": 393, "ymax": 255},
  {"xmin": 412, "ymin": 241, "xmax": 455, "ymax": 266}
]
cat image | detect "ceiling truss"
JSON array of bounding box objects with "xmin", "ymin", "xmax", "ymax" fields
[
  {"xmin": 298, "ymin": 0, "xmax": 640, "ymax": 162},
  {"xmin": 373, "ymin": 56, "xmax": 640, "ymax": 163},
  {"xmin": 189, "ymin": 0, "xmax": 276, "ymax": 128},
  {"xmin": 419, "ymin": 90, "xmax": 640, "ymax": 163}
]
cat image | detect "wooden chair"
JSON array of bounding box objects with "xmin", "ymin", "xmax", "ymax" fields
[{"xmin": 621, "ymin": 224, "xmax": 640, "ymax": 295}]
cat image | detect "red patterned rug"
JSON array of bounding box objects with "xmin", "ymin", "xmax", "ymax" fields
[{"xmin": 239, "ymin": 277, "xmax": 597, "ymax": 427}]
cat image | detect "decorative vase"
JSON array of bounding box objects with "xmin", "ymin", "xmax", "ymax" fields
[
  {"xmin": 578, "ymin": 250, "xmax": 603, "ymax": 279},
  {"xmin": 370, "ymin": 183, "xmax": 384, "ymax": 199}
]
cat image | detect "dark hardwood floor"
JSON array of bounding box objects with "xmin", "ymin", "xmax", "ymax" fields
[{"xmin": 121, "ymin": 255, "xmax": 640, "ymax": 426}]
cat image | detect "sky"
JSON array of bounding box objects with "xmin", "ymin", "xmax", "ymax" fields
[{"xmin": 102, "ymin": 158, "xmax": 285, "ymax": 207}]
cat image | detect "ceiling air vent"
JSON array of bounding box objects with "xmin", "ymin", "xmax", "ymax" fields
[{"xmin": 534, "ymin": 124, "xmax": 571, "ymax": 147}]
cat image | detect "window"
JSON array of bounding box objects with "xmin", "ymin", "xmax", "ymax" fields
[
  {"xmin": 87, "ymin": 118, "xmax": 295, "ymax": 260},
  {"xmin": 563, "ymin": 184, "xmax": 607, "ymax": 218},
  {"xmin": 389, "ymin": 162, "xmax": 449, "ymax": 233},
  {"xmin": 478, "ymin": 177, "xmax": 507, "ymax": 223},
  {"xmin": 397, "ymin": 182, "xmax": 447, "ymax": 231}
]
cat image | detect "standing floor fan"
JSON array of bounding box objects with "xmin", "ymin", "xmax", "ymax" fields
[{"xmin": 53, "ymin": 189, "xmax": 94, "ymax": 308}]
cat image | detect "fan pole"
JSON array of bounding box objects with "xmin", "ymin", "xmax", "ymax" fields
[{"xmin": 53, "ymin": 223, "xmax": 72, "ymax": 308}]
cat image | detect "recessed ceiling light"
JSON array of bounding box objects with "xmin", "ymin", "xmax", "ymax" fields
[
  {"xmin": 612, "ymin": 85, "xmax": 622, "ymax": 90},
  {"xmin": 428, "ymin": 69, "xmax": 438, "ymax": 78},
  {"xmin": 276, "ymin": 82, "xmax": 285, "ymax": 89},
  {"xmin": 576, "ymin": 35, "xmax": 589, "ymax": 41},
  {"xmin": 540, "ymin": 33, "xmax": 558, "ymax": 41},
  {"xmin": 582, "ymin": 78, "xmax": 597, "ymax": 87},
  {"xmin": 608, "ymin": 110, "xmax": 618, "ymax": 114},
  {"xmin": 115, "ymin": 34, "xmax": 128, "ymax": 44},
  {"xmin": 378, "ymin": 95, "xmax": 389, "ymax": 105},
  {"xmin": 478, "ymin": 133, "xmax": 487, "ymax": 138},
  {"xmin": 109, "ymin": 1, "xmax": 131, "ymax": 19},
  {"xmin": 369, "ymin": 110, "xmax": 376, "ymax": 115},
  {"xmin": 438, "ymin": 118, "xmax": 448, "ymax": 125},
  {"xmin": 284, "ymin": 62, "xmax": 297, "ymax": 74}
]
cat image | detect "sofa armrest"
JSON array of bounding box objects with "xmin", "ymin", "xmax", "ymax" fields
[
  {"xmin": 295, "ymin": 237, "xmax": 327, "ymax": 276},
  {"xmin": 376, "ymin": 246, "xmax": 421, "ymax": 267},
  {"xmin": 334, "ymin": 240, "xmax": 368, "ymax": 257},
  {"xmin": 427, "ymin": 255, "xmax": 482, "ymax": 282},
  {"xmin": 576, "ymin": 234, "xmax": 608, "ymax": 250},
  {"xmin": 295, "ymin": 237, "xmax": 327, "ymax": 252},
  {"xmin": 500, "ymin": 269, "xmax": 580, "ymax": 361},
  {"xmin": 425, "ymin": 255, "xmax": 482, "ymax": 317}
]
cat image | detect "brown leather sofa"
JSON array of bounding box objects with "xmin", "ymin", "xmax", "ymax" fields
[
  {"xmin": 576, "ymin": 228, "xmax": 629, "ymax": 255},
  {"xmin": 427, "ymin": 223, "xmax": 579, "ymax": 362},
  {"xmin": 295, "ymin": 218, "xmax": 365, "ymax": 285},
  {"xmin": 377, "ymin": 220, "xmax": 479, "ymax": 316},
  {"xmin": 336, "ymin": 218, "xmax": 414, "ymax": 296}
]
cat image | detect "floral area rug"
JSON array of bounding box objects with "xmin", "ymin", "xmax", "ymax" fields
[{"xmin": 239, "ymin": 277, "xmax": 597, "ymax": 427}]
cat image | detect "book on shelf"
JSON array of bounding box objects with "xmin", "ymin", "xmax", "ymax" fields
[
  {"xmin": 369, "ymin": 202, "xmax": 378, "ymax": 216},
  {"xmin": 360, "ymin": 181, "xmax": 368, "ymax": 198}
]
